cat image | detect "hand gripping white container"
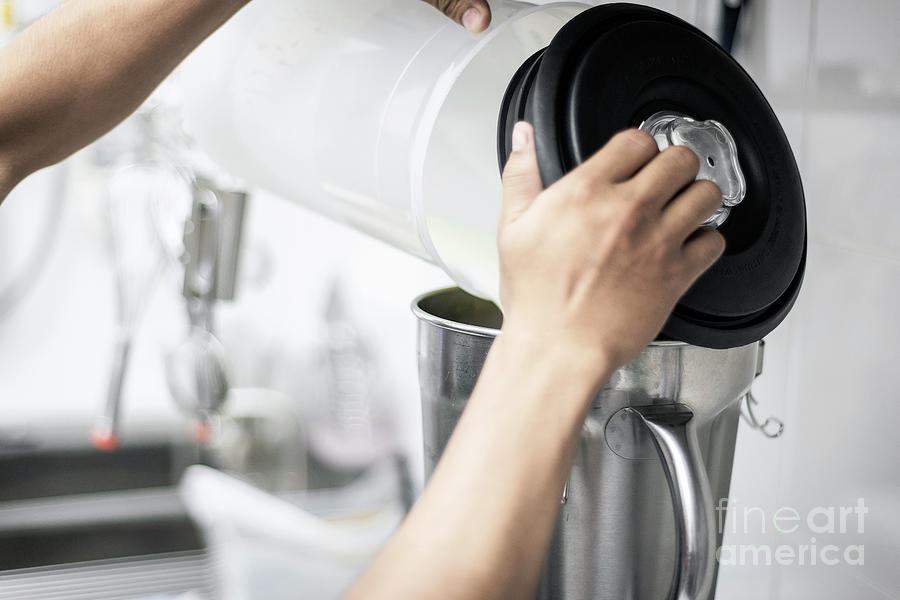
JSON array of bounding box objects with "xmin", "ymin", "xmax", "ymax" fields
[{"xmin": 180, "ymin": 0, "xmax": 590, "ymax": 303}]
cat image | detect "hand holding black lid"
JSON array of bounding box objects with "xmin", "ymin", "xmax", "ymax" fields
[
  {"xmin": 498, "ymin": 122, "xmax": 725, "ymax": 379},
  {"xmin": 499, "ymin": 3, "xmax": 806, "ymax": 348}
]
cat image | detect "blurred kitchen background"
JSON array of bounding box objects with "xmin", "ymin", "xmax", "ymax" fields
[{"xmin": 0, "ymin": 0, "xmax": 898, "ymax": 599}]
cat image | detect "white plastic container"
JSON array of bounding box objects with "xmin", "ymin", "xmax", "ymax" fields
[
  {"xmin": 180, "ymin": 0, "xmax": 590, "ymax": 302},
  {"xmin": 180, "ymin": 464, "xmax": 404, "ymax": 600}
]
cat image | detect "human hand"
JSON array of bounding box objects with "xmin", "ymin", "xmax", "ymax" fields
[
  {"xmin": 420, "ymin": 0, "xmax": 491, "ymax": 32},
  {"xmin": 497, "ymin": 122, "xmax": 725, "ymax": 379}
]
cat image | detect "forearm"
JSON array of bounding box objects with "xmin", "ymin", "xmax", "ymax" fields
[
  {"xmin": 0, "ymin": 0, "xmax": 248, "ymax": 198},
  {"xmin": 347, "ymin": 331, "xmax": 612, "ymax": 600}
]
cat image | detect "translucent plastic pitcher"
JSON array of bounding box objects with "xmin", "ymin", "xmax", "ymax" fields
[
  {"xmin": 181, "ymin": 1, "xmax": 807, "ymax": 349},
  {"xmin": 180, "ymin": 0, "xmax": 591, "ymax": 302}
]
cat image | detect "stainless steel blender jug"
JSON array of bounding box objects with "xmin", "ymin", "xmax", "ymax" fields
[{"xmin": 414, "ymin": 288, "xmax": 763, "ymax": 600}]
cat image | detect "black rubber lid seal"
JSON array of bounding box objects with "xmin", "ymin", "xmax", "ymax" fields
[
  {"xmin": 497, "ymin": 3, "xmax": 807, "ymax": 349},
  {"xmin": 497, "ymin": 48, "xmax": 544, "ymax": 174}
]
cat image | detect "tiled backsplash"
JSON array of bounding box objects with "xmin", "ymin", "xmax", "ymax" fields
[{"xmin": 715, "ymin": 1, "xmax": 900, "ymax": 598}]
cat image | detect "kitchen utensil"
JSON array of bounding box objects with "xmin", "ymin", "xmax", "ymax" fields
[
  {"xmin": 92, "ymin": 164, "xmax": 175, "ymax": 450},
  {"xmin": 166, "ymin": 177, "xmax": 247, "ymax": 431},
  {"xmin": 165, "ymin": 324, "xmax": 230, "ymax": 425}
]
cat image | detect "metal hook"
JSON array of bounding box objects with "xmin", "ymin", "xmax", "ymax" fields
[{"xmin": 740, "ymin": 391, "xmax": 784, "ymax": 439}]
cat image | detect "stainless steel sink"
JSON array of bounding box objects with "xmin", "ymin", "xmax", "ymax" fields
[
  {"xmin": 0, "ymin": 436, "xmax": 203, "ymax": 502},
  {"xmin": 0, "ymin": 550, "xmax": 212, "ymax": 600},
  {"xmin": 0, "ymin": 436, "xmax": 211, "ymax": 595}
]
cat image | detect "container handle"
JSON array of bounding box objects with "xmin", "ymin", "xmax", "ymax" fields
[{"xmin": 626, "ymin": 405, "xmax": 715, "ymax": 600}]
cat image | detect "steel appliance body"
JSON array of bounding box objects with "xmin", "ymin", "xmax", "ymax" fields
[{"xmin": 414, "ymin": 288, "xmax": 763, "ymax": 600}]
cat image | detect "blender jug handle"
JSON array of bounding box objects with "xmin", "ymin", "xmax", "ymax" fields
[{"xmin": 627, "ymin": 405, "xmax": 716, "ymax": 600}]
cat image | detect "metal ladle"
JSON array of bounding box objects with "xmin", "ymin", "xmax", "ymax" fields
[{"xmin": 166, "ymin": 178, "xmax": 247, "ymax": 436}]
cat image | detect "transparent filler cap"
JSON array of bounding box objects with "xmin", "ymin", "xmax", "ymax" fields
[{"xmin": 639, "ymin": 112, "xmax": 747, "ymax": 228}]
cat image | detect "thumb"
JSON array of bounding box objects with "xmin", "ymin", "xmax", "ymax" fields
[
  {"xmin": 421, "ymin": 1, "xmax": 492, "ymax": 33},
  {"xmin": 501, "ymin": 121, "xmax": 544, "ymax": 224}
]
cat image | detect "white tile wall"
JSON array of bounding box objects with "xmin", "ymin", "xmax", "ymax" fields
[
  {"xmin": 804, "ymin": 112, "xmax": 900, "ymax": 256},
  {"xmin": 717, "ymin": 1, "xmax": 900, "ymax": 598}
]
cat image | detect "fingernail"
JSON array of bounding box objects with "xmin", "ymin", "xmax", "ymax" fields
[
  {"xmin": 462, "ymin": 6, "xmax": 482, "ymax": 31},
  {"xmin": 511, "ymin": 122, "xmax": 530, "ymax": 151}
]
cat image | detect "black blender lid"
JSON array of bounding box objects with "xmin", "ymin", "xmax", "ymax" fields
[{"xmin": 497, "ymin": 3, "xmax": 807, "ymax": 349}]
